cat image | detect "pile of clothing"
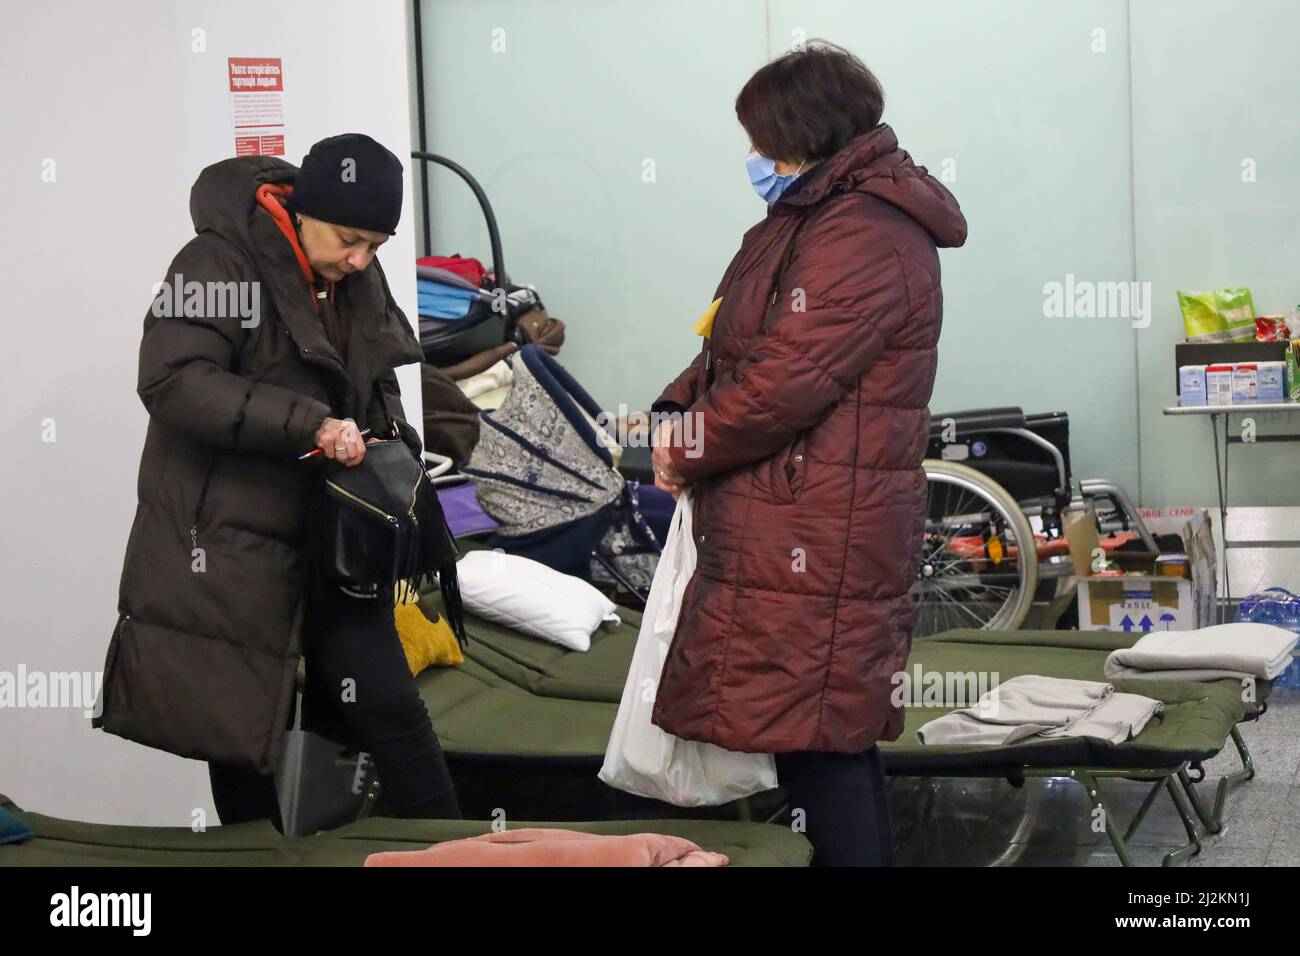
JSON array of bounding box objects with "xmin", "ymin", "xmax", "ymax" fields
[
  {"xmin": 416, "ymin": 254, "xmax": 486, "ymax": 311},
  {"xmin": 917, "ymin": 675, "xmax": 1163, "ymax": 746},
  {"xmin": 417, "ymin": 258, "xmax": 486, "ymax": 321},
  {"xmin": 416, "ymin": 253, "xmax": 567, "ymax": 467}
]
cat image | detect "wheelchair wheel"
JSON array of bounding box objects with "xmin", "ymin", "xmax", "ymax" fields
[{"xmin": 912, "ymin": 459, "xmax": 1038, "ymax": 637}]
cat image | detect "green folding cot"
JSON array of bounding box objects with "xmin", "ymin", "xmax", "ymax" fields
[
  {"xmin": 881, "ymin": 629, "xmax": 1253, "ymax": 866},
  {"xmin": 901, "ymin": 626, "xmax": 1267, "ymax": 841},
  {"xmin": 412, "ymin": 591, "xmax": 1265, "ymax": 866},
  {"xmin": 0, "ymin": 793, "xmax": 812, "ymax": 867}
]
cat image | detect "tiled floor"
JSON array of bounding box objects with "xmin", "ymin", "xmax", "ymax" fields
[{"xmin": 889, "ymin": 687, "xmax": 1300, "ymax": 866}]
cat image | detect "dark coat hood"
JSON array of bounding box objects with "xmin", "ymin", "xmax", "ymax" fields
[{"xmin": 190, "ymin": 155, "xmax": 298, "ymax": 250}]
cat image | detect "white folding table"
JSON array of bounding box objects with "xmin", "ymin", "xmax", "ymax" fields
[{"xmin": 1162, "ymin": 402, "xmax": 1300, "ymax": 621}]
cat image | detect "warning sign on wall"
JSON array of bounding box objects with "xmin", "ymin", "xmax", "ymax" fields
[{"xmin": 228, "ymin": 57, "xmax": 285, "ymax": 157}]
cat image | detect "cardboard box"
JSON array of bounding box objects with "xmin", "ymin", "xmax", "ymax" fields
[{"xmin": 1065, "ymin": 509, "xmax": 1216, "ymax": 632}]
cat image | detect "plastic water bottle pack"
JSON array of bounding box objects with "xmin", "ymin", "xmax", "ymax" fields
[{"xmin": 1236, "ymin": 588, "xmax": 1300, "ymax": 688}]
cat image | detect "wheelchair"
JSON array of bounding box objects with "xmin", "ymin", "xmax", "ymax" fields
[{"xmin": 914, "ymin": 407, "xmax": 1156, "ymax": 638}]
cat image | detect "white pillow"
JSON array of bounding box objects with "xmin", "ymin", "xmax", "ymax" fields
[{"xmin": 455, "ymin": 550, "xmax": 621, "ymax": 652}]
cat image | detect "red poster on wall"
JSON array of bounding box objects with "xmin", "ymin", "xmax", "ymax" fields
[{"xmin": 228, "ymin": 57, "xmax": 285, "ymax": 156}]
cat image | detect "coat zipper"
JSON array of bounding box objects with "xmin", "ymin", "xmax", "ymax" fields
[
  {"xmin": 190, "ymin": 457, "xmax": 217, "ymax": 549},
  {"xmin": 99, "ymin": 612, "xmax": 131, "ymax": 716},
  {"xmin": 783, "ymin": 439, "xmax": 807, "ymax": 502}
]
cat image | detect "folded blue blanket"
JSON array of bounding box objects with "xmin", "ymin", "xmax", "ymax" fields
[{"xmin": 418, "ymin": 278, "xmax": 475, "ymax": 319}]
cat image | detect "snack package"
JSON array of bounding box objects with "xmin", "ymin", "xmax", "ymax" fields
[
  {"xmin": 1287, "ymin": 340, "xmax": 1300, "ymax": 402},
  {"xmin": 1215, "ymin": 288, "xmax": 1257, "ymax": 340},
  {"xmin": 1177, "ymin": 287, "xmax": 1257, "ymax": 343},
  {"xmin": 1256, "ymin": 315, "xmax": 1292, "ymax": 341},
  {"xmin": 1177, "ymin": 290, "xmax": 1221, "ymax": 341}
]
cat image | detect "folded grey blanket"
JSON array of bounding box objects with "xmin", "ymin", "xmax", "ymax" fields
[
  {"xmin": 916, "ymin": 675, "xmax": 1163, "ymax": 746},
  {"xmin": 1103, "ymin": 623, "xmax": 1297, "ymax": 682}
]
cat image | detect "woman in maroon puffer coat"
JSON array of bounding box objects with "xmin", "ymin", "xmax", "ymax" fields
[{"xmin": 650, "ymin": 42, "xmax": 967, "ymax": 866}]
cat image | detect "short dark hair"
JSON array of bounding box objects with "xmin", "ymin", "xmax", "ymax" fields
[{"xmin": 735, "ymin": 41, "xmax": 885, "ymax": 164}]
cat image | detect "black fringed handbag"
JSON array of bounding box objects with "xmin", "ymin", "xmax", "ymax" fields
[{"xmin": 303, "ymin": 429, "xmax": 467, "ymax": 647}]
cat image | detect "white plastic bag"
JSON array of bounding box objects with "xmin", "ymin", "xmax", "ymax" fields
[{"xmin": 599, "ymin": 493, "xmax": 778, "ymax": 806}]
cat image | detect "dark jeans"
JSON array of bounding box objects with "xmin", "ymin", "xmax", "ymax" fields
[
  {"xmin": 774, "ymin": 746, "xmax": 894, "ymax": 866},
  {"xmin": 208, "ymin": 584, "xmax": 460, "ymax": 829}
]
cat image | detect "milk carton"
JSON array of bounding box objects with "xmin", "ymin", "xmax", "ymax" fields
[
  {"xmin": 1178, "ymin": 365, "xmax": 1207, "ymax": 406},
  {"xmin": 1257, "ymin": 361, "xmax": 1286, "ymax": 403},
  {"xmin": 1231, "ymin": 363, "xmax": 1258, "ymax": 404},
  {"xmin": 1205, "ymin": 364, "xmax": 1234, "ymax": 405}
]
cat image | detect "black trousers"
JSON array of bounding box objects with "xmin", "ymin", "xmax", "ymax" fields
[
  {"xmin": 773, "ymin": 746, "xmax": 894, "ymax": 866},
  {"xmin": 208, "ymin": 585, "xmax": 461, "ymax": 829}
]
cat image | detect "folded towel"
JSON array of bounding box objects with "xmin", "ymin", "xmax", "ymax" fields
[
  {"xmin": 1104, "ymin": 622, "xmax": 1298, "ymax": 682},
  {"xmin": 362, "ymin": 827, "xmax": 729, "ymax": 867},
  {"xmin": 917, "ymin": 675, "xmax": 1114, "ymax": 746}
]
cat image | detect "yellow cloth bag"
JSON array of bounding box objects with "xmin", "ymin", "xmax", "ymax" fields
[{"xmin": 393, "ymin": 582, "xmax": 463, "ymax": 675}]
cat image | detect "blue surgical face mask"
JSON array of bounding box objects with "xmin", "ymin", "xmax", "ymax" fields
[{"xmin": 746, "ymin": 151, "xmax": 806, "ymax": 203}]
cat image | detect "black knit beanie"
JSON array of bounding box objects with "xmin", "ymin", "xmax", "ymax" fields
[{"xmin": 287, "ymin": 133, "xmax": 404, "ymax": 235}]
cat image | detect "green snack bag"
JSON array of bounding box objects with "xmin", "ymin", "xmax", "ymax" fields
[
  {"xmin": 1215, "ymin": 288, "xmax": 1256, "ymax": 342},
  {"xmin": 1178, "ymin": 290, "xmax": 1222, "ymax": 342},
  {"xmin": 1177, "ymin": 287, "xmax": 1257, "ymax": 343}
]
